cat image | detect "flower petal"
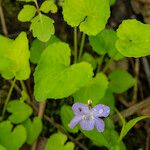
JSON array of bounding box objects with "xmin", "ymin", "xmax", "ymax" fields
[
  {"xmin": 94, "ymin": 118, "xmax": 105, "ymax": 132},
  {"xmin": 80, "ymin": 118, "xmax": 95, "ymax": 131},
  {"xmin": 72, "ymin": 102, "xmax": 90, "ymax": 115},
  {"xmin": 92, "ymin": 104, "xmax": 110, "ymax": 117},
  {"xmin": 69, "ymin": 115, "xmax": 82, "ymax": 128}
]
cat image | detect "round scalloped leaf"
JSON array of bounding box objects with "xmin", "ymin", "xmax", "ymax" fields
[
  {"xmin": 116, "ymin": 19, "xmax": 150, "ymax": 57},
  {"xmin": 45, "ymin": 132, "xmax": 74, "ymax": 150},
  {"xmin": 40, "ymin": 0, "xmax": 58, "ymax": 13},
  {"xmin": 73, "ymin": 72, "xmax": 108, "ymax": 105},
  {"xmin": 30, "ymin": 14, "xmax": 55, "ymax": 42},
  {"xmin": 7, "ymin": 100, "xmax": 33, "ymax": 124},
  {"xmin": 0, "ymin": 32, "xmax": 31, "ymax": 80},
  {"xmin": 30, "ymin": 35, "xmax": 60, "ymax": 64},
  {"xmin": 89, "ymin": 29, "xmax": 123, "ymax": 60},
  {"xmin": 34, "ymin": 42, "xmax": 93, "ymax": 101},
  {"xmin": 18, "ymin": 5, "xmax": 36, "ymax": 22},
  {"xmin": 23, "ymin": 117, "xmax": 43, "ymax": 144},
  {"xmin": 62, "ymin": 0, "xmax": 110, "ymax": 35},
  {"xmin": 0, "ymin": 121, "xmax": 27, "ymax": 150},
  {"xmin": 108, "ymin": 69, "xmax": 135, "ymax": 93}
]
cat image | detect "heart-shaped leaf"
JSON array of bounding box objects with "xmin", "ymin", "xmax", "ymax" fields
[
  {"xmin": 73, "ymin": 73, "xmax": 108, "ymax": 105},
  {"xmin": 45, "ymin": 132, "xmax": 74, "ymax": 150},
  {"xmin": 89, "ymin": 29, "xmax": 123, "ymax": 60},
  {"xmin": 30, "ymin": 35, "xmax": 60, "ymax": 64},
  {"xmin": 0, "ymin": 32, "xmax": 31, "ymax": 80},
  {"xmin": 60, "ymin": 105, "xmax": 79, "ymax": 133},
  {"xmin": 108, "ymin": 69, "xmax": 135, "ymax": 93},
  {"xmin": 30, "ymin": 14, "xmax": 55, "ymax": 42},
  {"xmin": 18, "ymin": 5, "xmax": 36, "ymax": 22},
  {"xmin": 34, "ymin": 42, "xmax": 93, "ymax": 101},
  {"xmin": 23, "ymin": 117, "xmax": 43, "ymax": 144},
  {"xmin": 0, "ymin": 121, "xmax": 26, "ymax": 150},
  {"xmin": 7, "ymin": 100, "xmax": 33, "ymax": 124},
  {"xmin": 116, "ymin": 19, "xmax": 150, "ymax": 57},
  {"xmin": 62, "ymin": 0, "xmax": 110, "ymax": 35}
]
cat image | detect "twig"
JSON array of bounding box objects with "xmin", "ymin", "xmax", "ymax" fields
[
  {"xmin": 0, "ymin": 0, "xmax": 8, "ymax": 36},
  {"xmin": 112, "ymin": 97, "xmax": 150, "ymax": 122},
  {"xmin": 31, "ymin": 101, "xmax": 47, "ymax": 150},
  {"xmin": 132, "ymin": 58, "xmax": 139, "ymax": 104},
  {"xmin": 142, "ymin": 57, "xmax": 150, "ymax": 88}
]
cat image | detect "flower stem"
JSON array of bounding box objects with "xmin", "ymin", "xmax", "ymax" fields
[
  {"xmin": 1, "ymin": 78, "xmax": 16, "ymax": 120},
  {"xmin": 96, "ymin": 55, "xmax": 105, "ymax": 73},
  {"xmin": 74, "ymin": 27, "xmax": 78, "ymax": 63},
  {"xmin": 78, "ymin": 32, "xmax": 85, "ymax": 61}
]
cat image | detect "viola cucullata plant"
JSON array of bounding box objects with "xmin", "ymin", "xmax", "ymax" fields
[{"xmin": 0, "ymin": 0, "xmax": 150, "ymax": 150}]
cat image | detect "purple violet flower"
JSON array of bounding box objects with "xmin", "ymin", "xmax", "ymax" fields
[{"xmin": 69, "ymin": 102, "xmax": 110, "ymax": 132}]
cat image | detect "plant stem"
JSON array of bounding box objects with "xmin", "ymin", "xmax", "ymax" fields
[
  {"xmin": 78, "ymin": 32, "xmax": 85, "ymax": 61},
  {"xmin": 96, "ymin": 55, "xmax": 104, "ymax": 73},
  {"xmin": 74, "ymin": 27, "xmax": 78, "ymax": 63},
  {"xmin": 31, "ymin": 101, "xmax": 46, "ymax": 150},
  {"xmin": 1, "ymin": 78, "xmax": 16, "ymax": 120},
  {"xmin": 102, "ymin": 57, "xmax": 113, "ymax": 73},
  {"xmin": 20, "ymin": 80, "xmax": 31, "ymax": 102}
]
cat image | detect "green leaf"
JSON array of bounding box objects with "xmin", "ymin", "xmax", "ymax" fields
[
  {"xmin": 81, "ymin": 52, "xmax": 97, "ymax": 70},
  {"xmin": 30, "ymin": 14, "xmax": 55, "ymax": 42},
  {"xmin": 7, "ymin": 100, "xmax": 33, "ymax": 124},
  {"xmin": 89, "ymin": 29, "xmax": 123, "ymax": 60},
  {"xmin": 18, "ymin": 5, "xmax": 36, "ymax": 22},
  {"xmin": 45, "ymin": 132, "xmax": 74, "ymax": 150},
  {"xmin": 23, "ymin": 117, "xmax": 43, "ymax": 144},
  {"xmin": 30, "ymin": 35, "xmax": 60, "ymax": 64},
  {"xmin": 73, "ymin": 72, "xmax": 108, "ymax": 105},
  {"xmin": 63, "ymin": 0, "xmax": 110, "ymax": 35},
  {"xmin": 120, "ymin": 116, "xmax": 150, "ymax": 140},
  {"xmin": 34, "ymin": 42, "xmax": 93, "ymax": 101},
  {"xmin": 109, "ymin": 69, "xmax": 135, "ymax": 93},
  {"xmin": 99, "ymin": 89, "xmax": 115, "ymax": 114},
  {"xmin": 0, "ymin": 121, "xmax": 26, "ymax": 150},
  {"xmin": 0, "ymin": 32, "xmax": 31, "ymax": 80},
  {"xmin": 18, "ymin": 0, "xmax": 34, "ymax": 2},
  {"xmin": 82, "ymin": 128, "xmax": 124, "ymax": 149},
  {"xmin": 40, "ymin": 0, "xmax": 58, "ymax": 13},
  {"xmin": 109, "ymin": 0, "xmax": 116, "ymax": 6},
  {"xmin": 116, "ymin": 19, "xmax": 150, "ymax": 57},
  {"xmin": 60, "ymin": 105, "xmax": 79, "ymax": 133},
  {"xmin": 0, "ymin": 145, "xmax": 6, "ymax": 150}
]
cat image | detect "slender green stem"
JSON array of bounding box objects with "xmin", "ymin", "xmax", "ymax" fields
[
  {"xmin": 78, "ymin": 32, "xmax": 85, "ymax": 61},
  {"xmin": 96, "ymin": 55, "xmax": 105, "ymax": 73},
  {"xmin": 102, "ymin": 57, "xmax": 113, "ymax": 73},
  {"xmin": 74, "ymin": 27, "xmax": 78, "ymax": 63},
  {"xmin": 20, "ymin": 80, "xmax": 30, "ymax": 102},
  {"xmin": 1, "ymin": 78, "xmax": 16, "ymax": 120}
]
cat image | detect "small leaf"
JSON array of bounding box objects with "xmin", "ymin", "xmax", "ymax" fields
[
  {"xmin": 34, "ymin": 42, "xmax": 93, "ymax": 101},
  {"xmin": 63, "ymin": 0, "xmax": 110, "ymax": 35},
  {"xmin": 30, "ymin": 35, "xmax": 60, "ymax": 64},
  {"xmin": 0, "ymin": 121, "xmax": 26, "ymax": 150},
  {"xmin": 23, "ymin": 117, "xmax": 43, "ymax": 144},
  {"xmin": 120, "ymin": 116, "xmax": 150, "ymax": 140},
  {"xmin": 30, "ymin": 14, "xmax": 55, "ymax": 42},
  {"xmin": 0, "ymin": 32, "xmax": 31, "ymax": 80},
  {"xmin": 60, "ymin": 105, "xmax": 79, "ymax": 133},
  {"xmin": 18, "ymin": 5, "xmax": 36, "ymax": 22},
  {"xmin": 81, "ymin": 52, "xmax": 97, "ymax": 70},
  {"xmin": 89, "ymin": 29, "xmax": 123, "ymax": 60},
  {"xmin": 109, "ymin": 69, "xmax": 135, "ymax": 93},
  {"xmin": 40, "ymin": 0, "xmax": 58, "ymax": 13},
  {"xmin": 7, "ymin": 100, "xmax": 33, "ymax": 124},
  {"xmin": 45, "ymin": 132, "xmax": 74, "ymax": 150},
  {"xmin": 116, "ymin": 19, "xmax": 150, "ymax": 57},
  {"xmin": 73, "ymin": 72, "xmax": 108, "ymax": 105}
]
